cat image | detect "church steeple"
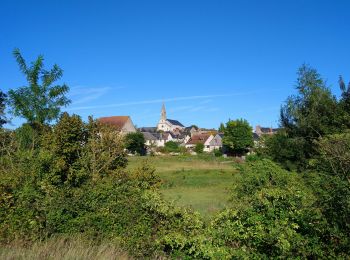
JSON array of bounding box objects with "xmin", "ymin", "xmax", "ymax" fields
[{"xmin": 161, "ymin": 102, "xmax": 166, "ymax": 121}]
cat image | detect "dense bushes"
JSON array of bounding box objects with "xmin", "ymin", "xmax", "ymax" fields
[
  {"xmin": 209, "ymin": 159, "xmax": 349, "ymax": 258},
  {"xmin": 0, "ymin": 115, "xmax": 208, "ymax": 258}
]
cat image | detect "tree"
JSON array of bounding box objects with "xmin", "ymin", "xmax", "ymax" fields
[
  {"xmin": 218, "ymin": 122, "xmax": 225, "ymax": 132},
  {"xmin": 280, "ymin": 64, "xmax": 339, "ymax": 138},
  {"xmin": 0, "ymin": 90, "xmax": 7, "ymax": 128},
  {"xmin": 222, "ymin": 119, "xmax": 253, "ymax": 156},
  {"xmin": 8, "ymin": 48, "xmax": 70, "ymax": 125},
  {"xmin": 278, "ymin": 65, "xmax": 342, "ymax": 166},
  {"xmin": 194, "ymin": 143, "xmax": 204, "ymax": 154},
  {"xmin": 125, "ymin": 132, "xmax": 146, "ymax": 155}
]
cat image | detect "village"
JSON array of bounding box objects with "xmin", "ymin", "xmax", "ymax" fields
[{"xmin": 98, "ymin": 103, "xmax": 279, "ymax": 154}]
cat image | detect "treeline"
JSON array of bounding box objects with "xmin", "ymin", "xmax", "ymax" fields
[{"xmin": 0, "ymin": 50, "xmax": 349, "ymax": 258}]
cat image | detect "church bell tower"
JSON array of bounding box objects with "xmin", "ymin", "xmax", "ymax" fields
[
  {"xmin": 157, "ymin": 103, "xmax": 167, "ymax": 131},
  {"xmin": 160, "ymin": 102, "xmax": 166, "ymax": 121}
]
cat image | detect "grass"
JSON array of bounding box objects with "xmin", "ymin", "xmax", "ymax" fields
[
  {"xmin": 128, "ymin": 155, "xmax": 237, "ymax": 219},
  {"xmin": 0, "ymin": 236, "xmax": 130, "ymax": 260}
]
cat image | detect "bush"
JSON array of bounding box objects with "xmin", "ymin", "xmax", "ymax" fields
[
  {"xmin": 194, "ymin": 143, "xmax": 204, "ymax": 154},
  {"xmin": 213, "ymin": 148, "xmax": 223, "ymax": 157},
  {"xmin": 209, "ymin": 159, "xmax": 338, "ymax": 258},
  {"xmin": 164, "ymin": 141, "xmax": 179, "ymax": 153}
]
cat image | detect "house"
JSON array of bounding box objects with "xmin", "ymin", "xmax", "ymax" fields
[
  {"xmin": 207, "ymin": 134, "xmax": 223, "ymax": 152},
  {"xmin": 157, "ymin": 103, "xmax": 185, "ymax": 132},
  {"xmin": 142, "ymin": 132, "xmax": 158, "ymax": 147},
  {"xmin": 142, "ymin": 131, "xmax": 174, "ymax": 147},
  {"xmin": 184, "ymin": 126, "xmax": 199, "ymax": 137},
  {"xmin": 255, "ymin": 125, "xmax": 279, "ymax": 137},
  {"xmin": 98, "ymin": 116, "xmax": 137, "ymax": 134},
  {"xmin": 185, "ymin": 133, "xmax": 212, "ymax": 151},
  {"xmin": 186, "ymin": 133, "xmax": 224, "ymax": 152}
]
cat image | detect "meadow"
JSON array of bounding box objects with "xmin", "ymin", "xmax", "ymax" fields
[{"xmin": 127, "ymin": 155, "xmax": 237, "ymax": 219}]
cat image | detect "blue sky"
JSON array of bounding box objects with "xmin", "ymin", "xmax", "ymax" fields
[{"xmin": 1, "ymin": 0, "xmax": 349, "ymax": 129}]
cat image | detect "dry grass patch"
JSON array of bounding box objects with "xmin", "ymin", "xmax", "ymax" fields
[{"xmin": 0, "ymin": 236, "xmax": 130, "ymax": 260}]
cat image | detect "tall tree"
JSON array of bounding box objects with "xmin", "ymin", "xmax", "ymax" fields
[
  {"xmin": 8, "ymin": 48, "xmax": 70, "ymax": 125},
  {"xmin": 0, "ymin": 90, "xmax": 7, "ymax": 128},
  {"xmin": 280, "ymin": 64, "xmax": 339, "ymax": 138}
]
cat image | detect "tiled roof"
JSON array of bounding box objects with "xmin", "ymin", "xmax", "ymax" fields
[
  {"xmin": 186, "ymin": 134, "xmax": 211, "ymax": 145},
  {"xmin": 98, "ymin": 116, "xmax": 130, "ymax": 129}
]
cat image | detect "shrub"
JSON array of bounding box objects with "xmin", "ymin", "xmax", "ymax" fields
[
  {"xmin": 209, "ymin": 159, "xmax": 333, "ymax": 258},
  {"xmin": 164, "ymin": 141, "xmax": 179, "ymax": 153},
  {"xmin": 213, "ymin": 148, "xmax": 223, "ymax": 157},
  {"xmin": 194, "ymin": 143, "xmax": 204, "ymax": 154}
]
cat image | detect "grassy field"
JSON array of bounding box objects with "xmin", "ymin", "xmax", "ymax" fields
[{"xmin": 127, "ymin": 155, "xmax": 237, "ymax": 219}]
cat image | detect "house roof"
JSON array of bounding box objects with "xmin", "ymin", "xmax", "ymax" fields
[
  {"xmin": 253, "ymin": 133, "xmax": 260, "ymax": 140},
  {"xmin": 186, "ymin": 134, "xmax": 211, "ymax": 145},
  {"xmin": 142, "ymin": 132, "xmax": 157, "ymax": 141},
  {"xmin": 139, "ymin": 127, "xmax": 157, "ymax": 133},
  {"xmin": 98, "ymin": 116, "xmax": 130, "ymax": 129},
  {"xmin": 167, "ymin": 119, "xmax": 184, "ymax": 127}
]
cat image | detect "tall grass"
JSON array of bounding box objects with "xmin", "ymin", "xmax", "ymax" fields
[{"xmin": 0, "ymin": 236, "xmax": 130, "ymax": 260}]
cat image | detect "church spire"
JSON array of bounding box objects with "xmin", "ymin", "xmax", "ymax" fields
[{"xmin": 161, "ymin": 102, "xmax": 166, "ymax": 121}]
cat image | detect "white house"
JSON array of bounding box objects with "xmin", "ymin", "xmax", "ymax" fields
[{"xmin": 185, "ymin": 133, "xmax": 223, "ymax": 152}]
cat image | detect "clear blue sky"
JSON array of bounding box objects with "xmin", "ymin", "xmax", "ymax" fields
[{"xmin": 1, "ymin": 0, "xmax": 349, "ymax": 129}]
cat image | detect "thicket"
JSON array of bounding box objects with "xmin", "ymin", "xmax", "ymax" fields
[{"xmin": 0, "ymin": 115, "xmax": 207, "ymax": 258}]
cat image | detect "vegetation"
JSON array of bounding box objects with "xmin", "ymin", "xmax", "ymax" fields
[
  {"xmin": 0, "ymin": 52, "xmax": 349, "ymax": 258},
  {"xmin": 125, "ymin": 131, "xmax": 146, "ymax": 155},
  {"xmin": 8, "ymin": 49, "xmax": 70, "ymax": 125},
  {"xmin": 222, "ymin": 118, "xmax": 253, "ymax": 155},
  {"xmin": 164, "ymin": 140, "xmax": 180, "ymax": 153},
  {"xmin": 194, "ymin": 142, "xmax": 204, "ymax": 154},
  {"xmin": 0, "ymin": 90, "xmax": 7, "ymax": 128},
  {"xmin": 128, "ymin": 155, "xmax": 235, "ymax": 218},
  {"xmin": 0, "ymin": 236, "xmax": 130, "ymax": 260}
]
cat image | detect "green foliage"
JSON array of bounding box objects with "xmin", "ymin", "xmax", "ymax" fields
[
  {"xmin": 194, "ymin": 143, "xmax": 204, "ymax": 154},
  {"xmin": 15, "ymin": 123, "xmax": 49, "ymax": 151},
  {"xmin": 125, "ymin": 131, "xmax": 146, "ymax": 155},
  {"xmin": 281, "ymin": 64, "xmax": 339, "ymax": 136},
  {"xmin": 223, "ymin": 118, "xmax": 253, "ymax": 156},
  {"xmin": 314, "ymin": 131, "xmax": 350, "ymax": 181},
  {"xmin": 258, "ymin": 130, "xmax": 308, "ymax": 170},
  {"xmin": 213, "ymin": 148, "xmax": 223, "ymax": 157},
  {"xmin": 210, "ymin": 159, "xmax": 337, "ymax": 258},
  {"xmin": 164, "ymin": 141, "xmax": 179, "ymax": 153},
  {"xmin": 0, "ymin": 90, "xmax": 7, "ymax": 127},
  {"xmin": 8, "ymin": 49, "xmax": 70, "ymax": 124},
  {"xmin": 218, "ymin": 122, "xmax": 225, "ymax": 132},
  {"xmin": 41, "ymin": 112, "xmax": 87, "ymax": 186},
  {"xmin": 278, "ymin": 65, "xmax": 343, "ymax": 167}
]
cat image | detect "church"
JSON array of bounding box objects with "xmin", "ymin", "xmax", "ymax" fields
[{"xmin": 156, "ymin": 103, "xmax": 185, "ymax": 132}]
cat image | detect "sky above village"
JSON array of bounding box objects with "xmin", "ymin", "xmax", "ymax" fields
[{"xmin": 1, "ymin": 0, "xmax": 350, "ymax": 129}]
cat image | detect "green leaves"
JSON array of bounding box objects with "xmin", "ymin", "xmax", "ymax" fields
[
  {"xmin": 222, "ymin": 118, "xmax": 253, "ymax": 156},
  {"xmin": 8, "ymin": 48, "xmax": 70, "ymax": 125}
]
